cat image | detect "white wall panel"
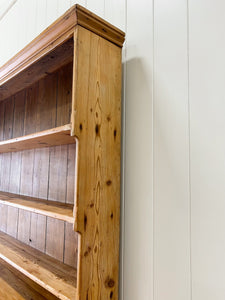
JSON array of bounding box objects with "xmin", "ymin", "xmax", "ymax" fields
[
  {"xmin": 46, "ymin": 0, "xmax": 58, "ymax": 26},
  {"xmin": 86, "ymin": 0, "xmax": 104, "ymax": 18},
  {"xmin": 153, "ymin": 0, "xmax": 190, "ymax": 299},
  {"xmin": 189, "ymin": 1, "xmax": 225, "ymax": 299},
  {"xmin": 70, "ymin": 0, "xmax": 86, "ymax": 7},
  {"xmin": 0, "ymin": 0, "xmax": 21, "ymax": 66},
  {"xmin": 124, "ymin": 1, "xmax": 153, "ymax": 299},
  {"xmin": 35, "ymin": 0, "xmax": 46, "ymax": 35},
  {"xmin": 3, "ymin": 1, "xmax": 225, "ymax": 300},
  {"xmin": 105, "ymin": 0, "xmax": 126, "ymax": 32},
  {"xmin": 23, "ymin": 0, "xmax": 37, "ymax": 45},
  {"xmin": 58, "ymin": 0, "xmax": 70, "ymax": 16}
]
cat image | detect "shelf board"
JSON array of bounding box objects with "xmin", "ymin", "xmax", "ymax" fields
[
  {"xmin": 0, "ymin": 260, "xmax": 48, "ymax": 300},
  {"xmin": 0, "ymin": 231, "xmax": 77, "ymax": 300},
  {"xmin": 0, "ymin": 124, "xmax": 75, "ymax": 153},
  {"xmin": 0, "ymin": 191, "xmax": 74, "ymax": 223}
]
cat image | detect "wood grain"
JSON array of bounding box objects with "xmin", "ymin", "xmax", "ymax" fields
[
  {"xmin": 0, "ymin": 261, "xmax": 47, "ymax": 300},
  {"xmin": 0, "ymin": 4, "xmax": 125, "ymax": 98},
  {"xmin": 29, "ymin": 213, "xmax": 46, "ymax": 253},
  {"xmin": 72, "ymin": 26, "xmax": 122, "ymax": 300},
  {"xmin": 48, "ymin": 145, "xmax": 68, "ymax": 203},
  {"xmin": 0, "ymin": 6, "xmax": 123, "ymax": 299},
  {"xmin": 46, "ymin": 218, "xmax": 65, "ymax": 262},
  {"xmin": 0, "ymin": 231, "xmax": 77, "ymax": 300},
  {"xmin": 45, "ymin": 73, "xmax": 67, "ymax": 264},
  {"xmin": 18, "ymin": 84, "xmax": 37, "ymax": 244},
  {"xmin": 64, "ymin": 222, "xmax": 78, "ymax": 268},
  {"xmin": 0, "ymin": 99, "xmax": 14, "ymax": 232},
  {"xmin": 7, "ymin": 91, "xmax": 25, "ymax": 244},
  {"xmin": 0, "ymin": 259, "xmax": 59, "ymax": 300},
  {"xmin": 0, "ymin": 124, "xmax": 75, "ymax": 153},
  {"xmin": 0, "ymin": 191, "xmax": 74, "ymax": 223}
]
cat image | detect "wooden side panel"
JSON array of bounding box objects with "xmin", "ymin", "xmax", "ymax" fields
[{"xmin": 73, "ymin": 26, "xmax": 122, "ymax": 300}]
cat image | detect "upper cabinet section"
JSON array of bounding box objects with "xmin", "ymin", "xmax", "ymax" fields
[{"xmin": 0, "ymin": 4, "xmax": 125, "ymax": 102}]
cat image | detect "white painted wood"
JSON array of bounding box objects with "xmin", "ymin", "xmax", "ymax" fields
[
  {"xmin": 0, "ymin": 10, "xmax": 11, "ymax": 66},
  {"xmin": 86, "ymin": 0, "xmax": 104, "ymax": 18},
  {"xmin": 0, "ymin": 0, "xmax": 23, "ymax": 66},
  {"xmin": 124, "ymin": 0, "xmax": 153, "ymax": 300},
  {"xmin": 104, "ymin": 0, "xmax": 126, "ymax": 32},
  {"xmin": 70, "ymin": 0, "xmax": 86, "ymax": 7},
  {"xmin": 23, "ymin": 0, "xmax": 37, "ymax": 46},
  {"xmin": 35, "ymin": 0, "xmax": 46, "ymax": 35},
  {"xmin": 189, "ymin": 1, "xmax": 225, "ymax": 299},
  {"xmin": 16, "ymin": 0, "xmax": 28, "ymax": 51},
  {"xmin": 0, "ymin": 0, "xmax": 17, "ymax": 21},
  {"xmin": 58, "ymin": 0, "xmax": 70, "ymax": 16},
  {"xmin": 46, "ymin": 0, "xmax": 58, "ymax": 27},
  {"xmin": 153, "ymin": 1, "xmax": 190, "ymax": 299}
]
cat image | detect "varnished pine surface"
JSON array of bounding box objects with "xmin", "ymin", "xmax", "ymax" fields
[
  {"xmin": 0, "ymin": 124, "xmax": 75, "ymax": 153},
  {"xmin": 0, "ymin": 231, "xmax": 77, "ymax": 300},
  {"xmin": 0, "ymin": 39, "xmax": 74, "ymax": 101},
  {"xmin": 0, "ymin": 261, "xmax": 47, "ymax": 300},
  {"xmin": 0, "ymin": 191, "xmax": 74, "ymax": 223},
  {"xmin": 72, "ymin": 26, "xmax": 122, "ymax": 300},
  {"xmin": 0, "ymin": 4, "xmax": 125, "ymax": 101}
]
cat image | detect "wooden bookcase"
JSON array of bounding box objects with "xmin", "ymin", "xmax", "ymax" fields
[{"xmin": 0, "ymin": 5, "xmax": 125, "ymax": 300}]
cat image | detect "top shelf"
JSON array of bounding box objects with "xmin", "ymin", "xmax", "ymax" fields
[
  {"xmin": 0, "ymin": 5, "xmax": 125, "ymax": 101},
  {"xmin": 0, "ymin": 124, "xmax": 75, "ymax": 153}
]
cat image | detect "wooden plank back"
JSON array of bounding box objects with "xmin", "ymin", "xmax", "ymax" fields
[{"xmin": 0, "ymin": 64, "xmax": 78, "ymax": 269}]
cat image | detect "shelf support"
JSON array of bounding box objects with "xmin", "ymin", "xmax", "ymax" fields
[{"xmin": 72, "ymin": 25, "xmax": 122, "ymax": 300}]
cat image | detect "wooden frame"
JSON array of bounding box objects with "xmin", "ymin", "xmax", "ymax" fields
[{"xmin": 0, "ymin": 4, "xmax": 125, "ymax": 300}]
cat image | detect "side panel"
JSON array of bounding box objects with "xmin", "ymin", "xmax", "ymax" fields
[{"xmin": 72, "ymin": 26, "xmax": 122, "ymax": 300}]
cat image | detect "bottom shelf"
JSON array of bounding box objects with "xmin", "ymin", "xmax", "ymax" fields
[
  {"xmin": 0, "ymin": 261, "xmax": 47, "ymax": 300},
  {"xmin": 0, "ymin": 231, "xmax": 77, "ymax": 300}
]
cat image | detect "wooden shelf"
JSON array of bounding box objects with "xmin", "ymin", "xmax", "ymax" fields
[
  {"xmin": 0, "ymin": 261, "xmax": 48, "ymax": 300},
  {"xmin": 0, "ymin": 231, "xmax": 77, "ymax": 300},
  {"xmin": 0, "ymin": 124, "xmax": 75, "ymax": 153},
  {"xmin": 0, "ymin": 5, "xmax": 125, "ymax": 102},
  {"xmin": 0, "ymin": 191, "xmax": 74, "ymax": 223}
]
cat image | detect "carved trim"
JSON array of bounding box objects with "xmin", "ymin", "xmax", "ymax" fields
[{"xmin": 0, "ymin": 5, "xmax": 125, "ymax": 87}]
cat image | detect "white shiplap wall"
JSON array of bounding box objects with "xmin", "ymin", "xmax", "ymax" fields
[{"xmin": 1, "ymin": 1, "xmax": 225, "ymax": 300}]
